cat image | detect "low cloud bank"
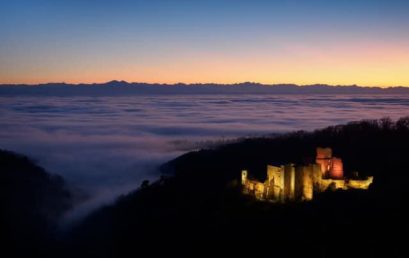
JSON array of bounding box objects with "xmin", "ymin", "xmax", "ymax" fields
[{"xmin": 1, "ymin": 93, "xmax": 408, "ymax": 222}]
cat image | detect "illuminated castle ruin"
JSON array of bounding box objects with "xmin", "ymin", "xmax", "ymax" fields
[{"xmin": 241, "ymin": 147, "xmax": 374, "ymax": 202}]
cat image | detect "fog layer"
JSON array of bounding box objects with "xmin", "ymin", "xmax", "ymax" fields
[{"xmin": 1, "ymin": 93, "xmax": 408, "ymax": 221}]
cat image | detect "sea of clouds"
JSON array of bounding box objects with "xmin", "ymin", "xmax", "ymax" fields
[{"xmin": 1, "ymin": 92, "xmax": 408, "ymax": 222}]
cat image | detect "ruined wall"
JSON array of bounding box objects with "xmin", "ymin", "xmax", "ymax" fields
[
  {"xmin": 242, "ymin": 180, "xmax": 254, "ymax": 193},
  {"xmin": 254, "ymin": 182, "xmax": 265, "ymax": 200},
  {"xmin": 241, "ymin": 147, "xmax": 373, "ymax": 202},
  {"xmin": 294, "ymin": 166, "xmax": 304, "ymax": 200},
  {"xmin": 347, "ymin": 177, "xmax": 374, "ymax": 189},
  {"xmin": 267, "ymin": 165, "xmax": 285, "ymax": 201},
  {"xmin": 310, "ymin": 164, "xmax": 322, "ymax": 186},
  {"xmin": 267, "ymin": 165, "xmax": 283, "ymax": 185},
  {"xmin": 283, "ymin": 164, "xmax": 295, "ymax": 201},
  {"xmin": 242, "ymin": 179, "xmax": 265, "ymax": 200},
  {"xmin": 320, "ymin": 178, "xmax": 346, "ymax": 190},
  {"xmin": 295, "ymin": 165, "xmax": 314, "ymax": 201}
]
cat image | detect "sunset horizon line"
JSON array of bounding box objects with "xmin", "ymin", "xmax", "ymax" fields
[{"xmin": 1, "ymin": 80, "xmax": 408, "ymax": 88}]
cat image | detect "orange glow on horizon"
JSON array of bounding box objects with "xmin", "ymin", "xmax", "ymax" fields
[{"xmin": 1, "ymin": 40, "xmax": 408, "ymax": 87}]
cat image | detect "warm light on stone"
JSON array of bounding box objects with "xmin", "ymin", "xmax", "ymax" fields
[
  {"xmin": 329, "ymin": 157, "xmax": 344, "ymax": 179},
  {"xmin": 241, "ymin": 147, "xmax": 374, "ymax": 202},
  {"xmin": 316, "ymin": 147, "xmax": 332, "ymax": 177}
]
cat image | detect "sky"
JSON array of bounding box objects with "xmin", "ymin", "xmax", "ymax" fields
[{"xmin": 1, "ymin": 0, "xmax": 409, "ymax": 86}]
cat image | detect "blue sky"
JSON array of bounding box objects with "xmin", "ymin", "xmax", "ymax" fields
[{"xmin": 1, "ymin": 0, "xmax": 409, "ymax": 85}]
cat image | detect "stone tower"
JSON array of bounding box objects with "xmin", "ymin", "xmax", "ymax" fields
[
  {"xmin": 329, "ymin": 157, "xmax": 343, "ymax": 179},
  {"xmin": 241, "ymin": 170, "xmax": 248, "ymax": 185},
  {"xmin": 316, "ymin": 147, "xmax": 332, "ymax": 177}
]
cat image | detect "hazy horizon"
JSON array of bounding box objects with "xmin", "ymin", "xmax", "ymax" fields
[{"xmin": 1, "ymin": 80, "xmax": 409, "ymax": 88}]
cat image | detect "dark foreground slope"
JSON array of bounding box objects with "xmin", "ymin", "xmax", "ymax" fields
[
  {"xmin": 0, "ymin": 150, "xmax": 72, "ymax": 257},
  {"xmin": 67, "ymin": 117, "xmax": 409, "ymax": 258}
]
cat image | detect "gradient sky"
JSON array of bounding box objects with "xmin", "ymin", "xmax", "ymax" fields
[{"xmin": 1, "ymin": 0, "xmax": 409, "ymax": 86}]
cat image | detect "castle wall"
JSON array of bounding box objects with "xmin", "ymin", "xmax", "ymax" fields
[
  {"xmin": 320, "ymin": 178, "xmax": 346, "ymax": 190},
  {"xmin": 310, "ymin": 164, "xmax": 322, "ymax": 186},
  {"xmin": 254, "ymin": 182, "xmax": 265, "ymax": 200},
  {"xmin": 302, "ymin": 166, "xmax": 314, "ymax": 200},
  {"xmin": 267, "ymin": 165, "xmax": 284, "ymax": 185},
  {"xmin": 295, "ymin": 165, "xmax": 313, "ymax": 201},
  {"xmin": 241, "ymin": 147, "xmax": 373, "ymax": 202},
  {"xmin": 267, "ymin": 165, "xmax": 285, "ymax": 201},
  {"xmin": 243, "ymin": 180, "xmax": 254, "ymax": 192},
  {"xmin": 283, "ymin": 164, "xmax": 295, "ymax": 201},
  {"xmin": 294, "ymin": 166, "xmax": 304, "ymax": 200},
  {"xmin": 347, "ymin": 177, "xmax": 373, "ymax": 189},
  {"xmin": 242, "ymin": 179, "xmax": 265, "ymax": 200}
]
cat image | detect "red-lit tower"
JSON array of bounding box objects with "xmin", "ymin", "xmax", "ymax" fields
[
  {"xmin": 316, "ymin": 147, "xmax": 332, "ymax": 177},
  {"xmin": 329, "ymin": 157, "xmax": 343, "ymax": 179}
]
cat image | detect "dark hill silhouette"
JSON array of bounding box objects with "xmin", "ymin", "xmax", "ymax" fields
[
  {"xmin": 0, "ymin": 150, "xmax": 72, "ymax": 258},
  {"xmin": 65, "ymin": 117, "xmax": 409, "ymax": 258}
]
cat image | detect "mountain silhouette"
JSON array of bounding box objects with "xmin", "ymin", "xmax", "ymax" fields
[{"xmin": 1, "ymin": 81, "xmax": 409, "ymax": 96}]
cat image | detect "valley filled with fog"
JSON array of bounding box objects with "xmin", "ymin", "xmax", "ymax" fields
[{"xmin": 1, "ymin": 92, "xmax": 408, "ymax": 219}]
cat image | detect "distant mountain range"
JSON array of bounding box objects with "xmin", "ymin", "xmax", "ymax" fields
[{"xmin": 1, "ymin": 80, "xmax": 409, "ymax": 95}]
